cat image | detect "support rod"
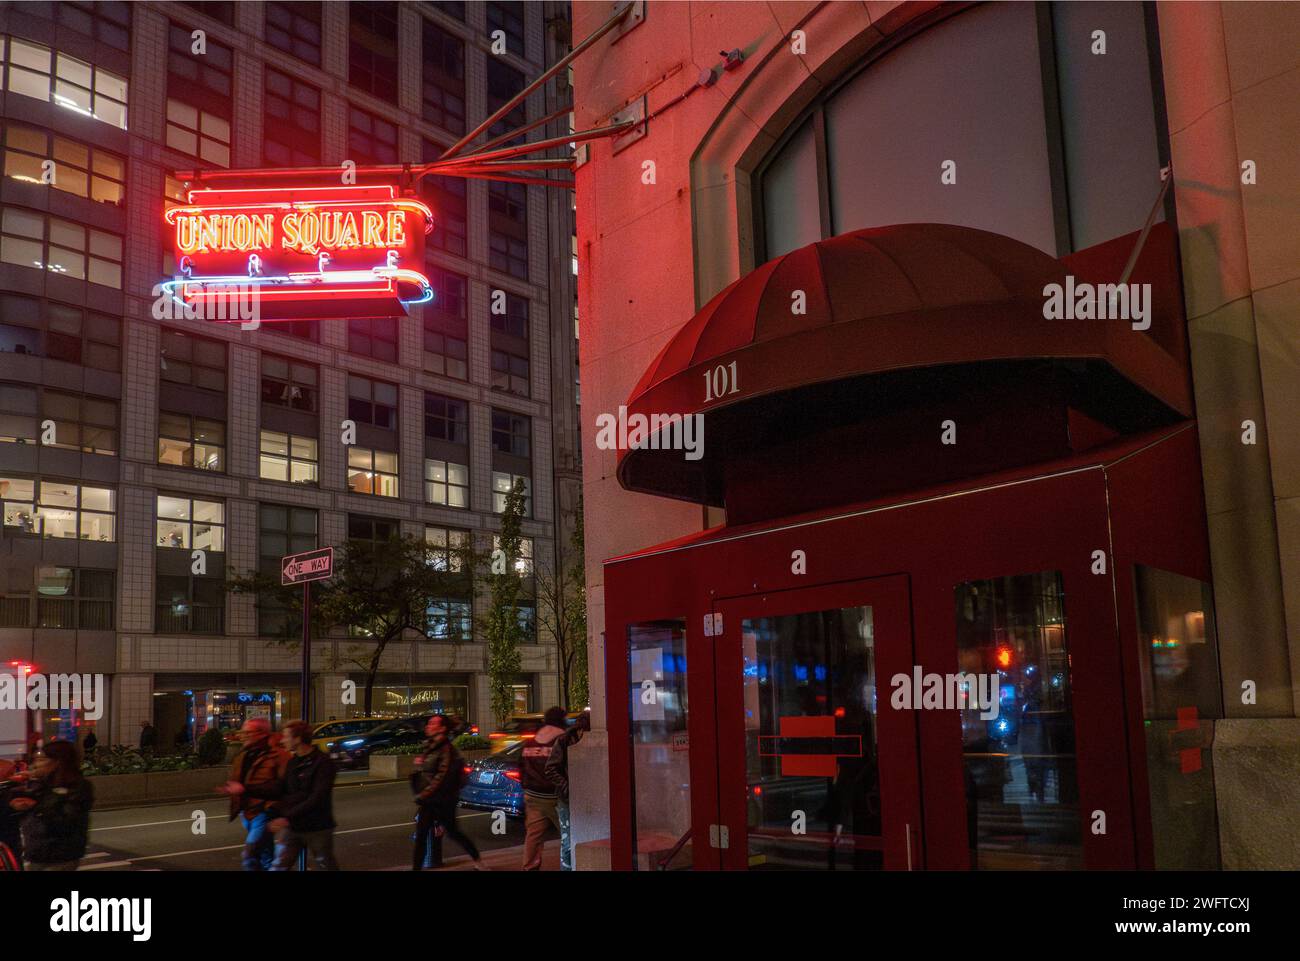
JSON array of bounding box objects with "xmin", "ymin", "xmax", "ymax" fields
[{"xmin": 439, "ymin": 1, "xmax": 633, "ymax": 160}]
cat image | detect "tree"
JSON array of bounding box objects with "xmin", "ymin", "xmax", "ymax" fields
[
  {"xmin": 537, "ymin": 500, "xmax": 587, "ymax": 709},
  {"xmin": 484, "ymin": 478, "xmax": 527, "ymax": 725},
  {"xmin": 227, "ymin": 533, "xmax": 474, "ymax": 717}
]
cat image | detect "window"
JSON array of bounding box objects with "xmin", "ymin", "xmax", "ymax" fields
[
  {"xmin": 158, "ymin": 412, "xmax": 225, "ymax": 472},
  {"xmin": 264, "ymin": 68, "xmax": 320, "ymax": 167},
  {"xmin": 0, "ymin": 478, "xmax": 114, "ymax": 541},
  {"xmin": 161, "ymin": 329, "xmax": 226, "ymax": 391},
  {"xmin": 348, "ymin": 105, "xmax": 398, "ymax": 164},
  {"xmin": 423, "ymin": 267, "xmax": 468, "ymax": 377},
  {"xmin": 422, "ymin": 20, "xmax": 465, "ymax": 134},
  {"xmin": 260, "ymin": 355, "xmax": 317, "ymax": 411},
  {"xmin": 430, "ymin": 2, "xmax": 465, "ymax": 21},
  {"xmin": 485, "ymin": 58, "xmax": 525, "ymax": 143},
  {"xmin": 3, "ymin": 125, "xmax": 126, "ymax": 205},
  {"xmin": 166, "ymin": 24, "xmax": 232, "ymax": 166},
  {"xmin": 956, "ymin": 570, "xmax": 1080, "ymax": 869},
  {"xmin": 492, "ymin": 533, "xmax": 533, "ymax": 576},
  {"xmin": 265, "ymin": 1, "xmax": 322, "ymax": 66},
  {"xmin": 39, "ymin": 390, "xmax": 118, "ymax": 455},
  {"xmin": 258, "ymin": 503, "xmax": 317, "ymax": 637},
  {"xmin": 347, "ymin": 447, "xmax": 398, "ymax": 497},
  {"xmin": 35, "ymin": 567, "xmax": 114, "ymax": 630},
  {"xmin": 424, "ymin": 459, "xmax": 468, "ymax": 508},
  {"xmin": 0, "ymin": 207, "xmax": 122, "ymax": 287},
  {"xmin": 427, "ymin": 597, "xmax": 473, "ymax": 642},
  {"xmin": 0, "ymin": 297, "xmax": 121, "ymax": 371},
  {"xmin": 488, "ymin": 180, "xmax": 528, "ymax": 279},
  {"xmin": 57, "ymin": 3, "xmax": 132, "ymax": 52},
  {"xmin": 1133, "ymin": 565, "xmax": 1223, "ymax": 870},
  {"xmin": 516, "ymin": 602, "xmax": 536, "ymax": 642},
  {"xmin": 2, "ymin": 37, "xmax": 129, "ymax": 129},
  {"xmin": 0, "ymin": 384, "xmax": 36, "ymax": 445},
  {"xmin": 423, "ymin": 393, "xmax": 468, "ymax": 444},
  {"xmin": 486, "ymin": 2, "xmax": 525, "ymax": 57},
  {"xmin": 490, "ymin": 290, "xmax": 529, "ymax": 339},
  {"xmin": 259, "ymin": 430, "xmax": 319, "ymax": 485},
  {"xmin": 491, "ymin": 348, "xmax": 530, "ymax": 396},
  {"xmin": 182, "ymin": 1, "xmax": 234, "ymax": 25},
  {"xmin": 0, "ymin": 570, "xmax": 29, "ymax": 628},
  {"xmin": 425, "ymin": 525, "xmax": 470, "ymax": 572},
  {"xmin": 347, "ymin": 316, "xmax": 398, "ymax": 361},
  {"xmin": 348, "ymin": 513, "xmax": 397, "ymax": 547},
  {"xmin": 0, "ymin": 478, "xmax": 115, "ymax": 540},
  {"xmin": 758, "ymin": 2, "xmax": 1166, "ymax": 260},
  {"xmin": 422, "ymin": 140, "xmax": 467, "ymax": 256},
  {"xmin": 349, "ymin": 0, "xmax": 399, "ymax": 102},
  {"xmin": 491, "ymin": 471, "xmax": 530, "ymax": 515},
  {"xmin": 155, "ymin": 573, "xmax": 224, "ymax": 634},
  {"xmin": 156, "ymin": 495, "xmax": 225, "ymax": 551},
  {"xmin": 347, "ymin": 375, "xmax": 397, "ymax": 429},
  {"xmin": 491, "ymin": 410, "xmax": 530, "ymax": 457}
]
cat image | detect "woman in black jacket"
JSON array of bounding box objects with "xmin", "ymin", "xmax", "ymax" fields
[{"xmin": 8, "ymin": 740, "xmax": 93, "ymax": 871}]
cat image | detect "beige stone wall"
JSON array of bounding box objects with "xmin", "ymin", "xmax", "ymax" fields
[{"xmin": 1158, "ymin": 1, "xmax": 1299, "ymax": 716}]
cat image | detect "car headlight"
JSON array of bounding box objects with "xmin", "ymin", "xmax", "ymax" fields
[{"xmin": 341, "ymin": 738, "xmax": 365, "ymax": 748}]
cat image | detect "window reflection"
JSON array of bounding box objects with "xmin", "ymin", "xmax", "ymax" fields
[{"xmin": 956, "ymin": 570, "xmax": 1081, "ymax": 869}]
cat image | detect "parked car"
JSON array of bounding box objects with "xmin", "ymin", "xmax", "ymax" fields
[
  {"xmin": 330, "ymin": 714, "xmax": 432, "ymax": 769},
  {"xmin": 311, "ymin": 718, "xmax": 385, "ymax": 754},
  {"xmin": 458, "ymin": 740, "xmax": 525, "ymax": 817}
]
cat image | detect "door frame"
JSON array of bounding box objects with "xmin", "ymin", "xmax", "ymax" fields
[{"xmin": 713, "ymin": 574, "xmax": 923, "ymax": 870}]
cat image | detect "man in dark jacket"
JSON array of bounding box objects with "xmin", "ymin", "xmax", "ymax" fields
[
  {"xmin": 138, "ymin": 720, "xmax": 157, "ymax": 751},
  {"xmin": 236, "ymin": 719, "xmax": 338, "ymax": 870},
  {"xmin": 218, "ymin": 717, "xmax": 289, "ymax": 870},
  {"xmin": 520, "ymin": 706, "xmax": 567, "ymax": 870},
  {"xmin": 412, "ymin": 714, "xmax": 484, "ymax": 870},
  {"xmin": 544, "ymin": 710, "xmax": 589, "ymax": 871}
]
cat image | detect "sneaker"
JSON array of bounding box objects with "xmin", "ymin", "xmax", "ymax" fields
[{"xmin": 472, "ymin": 859, "xmax": 488, "ymax": 871}]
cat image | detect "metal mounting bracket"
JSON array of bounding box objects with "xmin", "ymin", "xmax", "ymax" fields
[{"xmin": 609, "ymin": 96, "xmax": 647, "ymax": 155}]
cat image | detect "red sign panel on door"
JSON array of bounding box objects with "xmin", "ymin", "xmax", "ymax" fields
[
  {"xmin": 163, "ymin": 184, "xmax": 434, "ymax": 319},
  {"xmin": 758, "ymin": 715, "xmax": 863, "ymax": 777}
]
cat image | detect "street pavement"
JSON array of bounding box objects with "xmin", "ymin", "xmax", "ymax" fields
[{"xmin": 76, "ymin": 771, "xmax": 537, "ymax": 871}]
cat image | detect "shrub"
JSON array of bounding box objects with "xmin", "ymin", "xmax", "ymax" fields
[
  {"xmin": 197, "ymin": 728, "xmax": 226, "ymax": 767},
  {"xmin": 372, "ymin": 743, "xmax": 423, "ymax": 756},
  {"xmin": 453, "ymin": 733, "xmax": 489, "ymax": 751}
]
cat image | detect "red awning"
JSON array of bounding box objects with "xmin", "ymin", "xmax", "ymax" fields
[{"xmin": 617, "ymin": 222, "xmax": 1190, "ymax": 502}]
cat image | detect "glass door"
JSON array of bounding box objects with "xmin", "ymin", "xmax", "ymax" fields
[{"xmin": 714, "ymin": 576, "xmax": 922, "ymax": 870}]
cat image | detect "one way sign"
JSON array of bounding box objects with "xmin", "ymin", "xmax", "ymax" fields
[{"xmin": 281, "ymin": 546, "xmax": 334, "ymax": 585}]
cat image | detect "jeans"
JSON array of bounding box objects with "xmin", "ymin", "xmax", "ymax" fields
[
  {"xmin": 523, "ymin": 794, "xmax": 561, "ymax": 870},
  {"xmin": 558, "ymin": 799, "xmax": 573, "ymax": 871},
  {"xmin": 272, "ymin": 827, "xmax": 339, "ymax": 871},
  {"xmin": 413, "ymin": 800, "xmax": 480, "ymax": 870},
  {"xmin": 240, "ymin": 812, "xmax": 276, "ymax": 871}
]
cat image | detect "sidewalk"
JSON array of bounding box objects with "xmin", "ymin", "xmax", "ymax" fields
[{"xmin": 401, "ymin": 842, "xmax": 562, "ymax": 871}]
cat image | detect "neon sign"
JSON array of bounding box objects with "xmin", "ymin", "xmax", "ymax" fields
[{"xmin": 163, "ymin": 184, "xmax": 434, "ymax": 320}]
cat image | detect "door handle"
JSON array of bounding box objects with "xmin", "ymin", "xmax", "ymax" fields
[{"xmin": 905, "ymin": 822, "xmax": 913, "ymax": 871}]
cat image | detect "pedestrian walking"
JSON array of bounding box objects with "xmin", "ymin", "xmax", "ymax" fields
[
  {"xmin": 217, "ymin": 717, "xmax": 289, "ymax": 870},
  {"xmin": 138, "ymin": 719, "xmax": 157, "ymax": 751},
  {"xmin": 412, "ymin": 714, "xmax": 484, "ymax": 870},
  {"xmin": 6, "ymin": 741, "xmax": 93, "ymax": 871},
  {"xmin": 520, "ymin": 706, "xmax": 568, "ymax": 870},
  {"xmin": 81, "ymin": 727, "xmax": 98, "ymax": 754},
  {"xmin": 238, "ymin": 719, "xmax": 339, "ymax": 870},
  {"xmin": 545, "ymin": 710, "xmax": 590, "ymax": 871}
]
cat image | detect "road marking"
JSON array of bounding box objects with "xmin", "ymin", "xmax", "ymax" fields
[
  {"xmin": 91, "ymin": 814, "xmax": 222, "ymax": 833},
  {"xmin": 81, "ymin": 851, "xmax": 111, "ymax": 860},
  {"xmin": 117, "ymin": 820, "xmax": 426, "ymax": 863},
  {"xmin": 79, "ymin": 860, "xmax": 135, "ymax": 870}
]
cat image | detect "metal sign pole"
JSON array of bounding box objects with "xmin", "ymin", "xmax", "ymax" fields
[{"xmin": 299, "ymin": 581, "xmax": 310, "ymax": 873}]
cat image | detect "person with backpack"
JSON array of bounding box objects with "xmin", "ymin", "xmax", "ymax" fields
[
  {"xmin": 520, "ymin": 706, "xmax": 568, "ymax": 870},
  {"xmin": 412, "ymin": 714, "xmax": 484, "ymax": 870},
  {"xmin": 217, "ymin": 717, "xmax": 289, "ymax": 870},
  {"xmin": 6, "ymin": 740, "xmax": 93, "ymax": 871}
]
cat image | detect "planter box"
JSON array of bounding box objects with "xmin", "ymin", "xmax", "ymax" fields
[
  {"xmin": 369, "ymin": 754, "xmax": 415, "ymax": 779},
  {"xmin": 88, "ymin": 766, "xmax": 226, "ymax": 805}
]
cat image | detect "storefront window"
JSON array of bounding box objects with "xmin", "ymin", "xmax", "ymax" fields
[
  {"xmin": 628, "ymin": 619, "xmax": 691, "ymax": 869},
  {"xmin": 956, "ymin": 570, "xmax": 1081, "ymax": 869},
  {"xmin": 1133, "ymin": 565, "xmax": 1222, "ymax": 870}
]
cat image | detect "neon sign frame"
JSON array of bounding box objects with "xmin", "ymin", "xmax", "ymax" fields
[{"xmin": 163, "ymin": 184, "xmax": 434, "ymax": 320}]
